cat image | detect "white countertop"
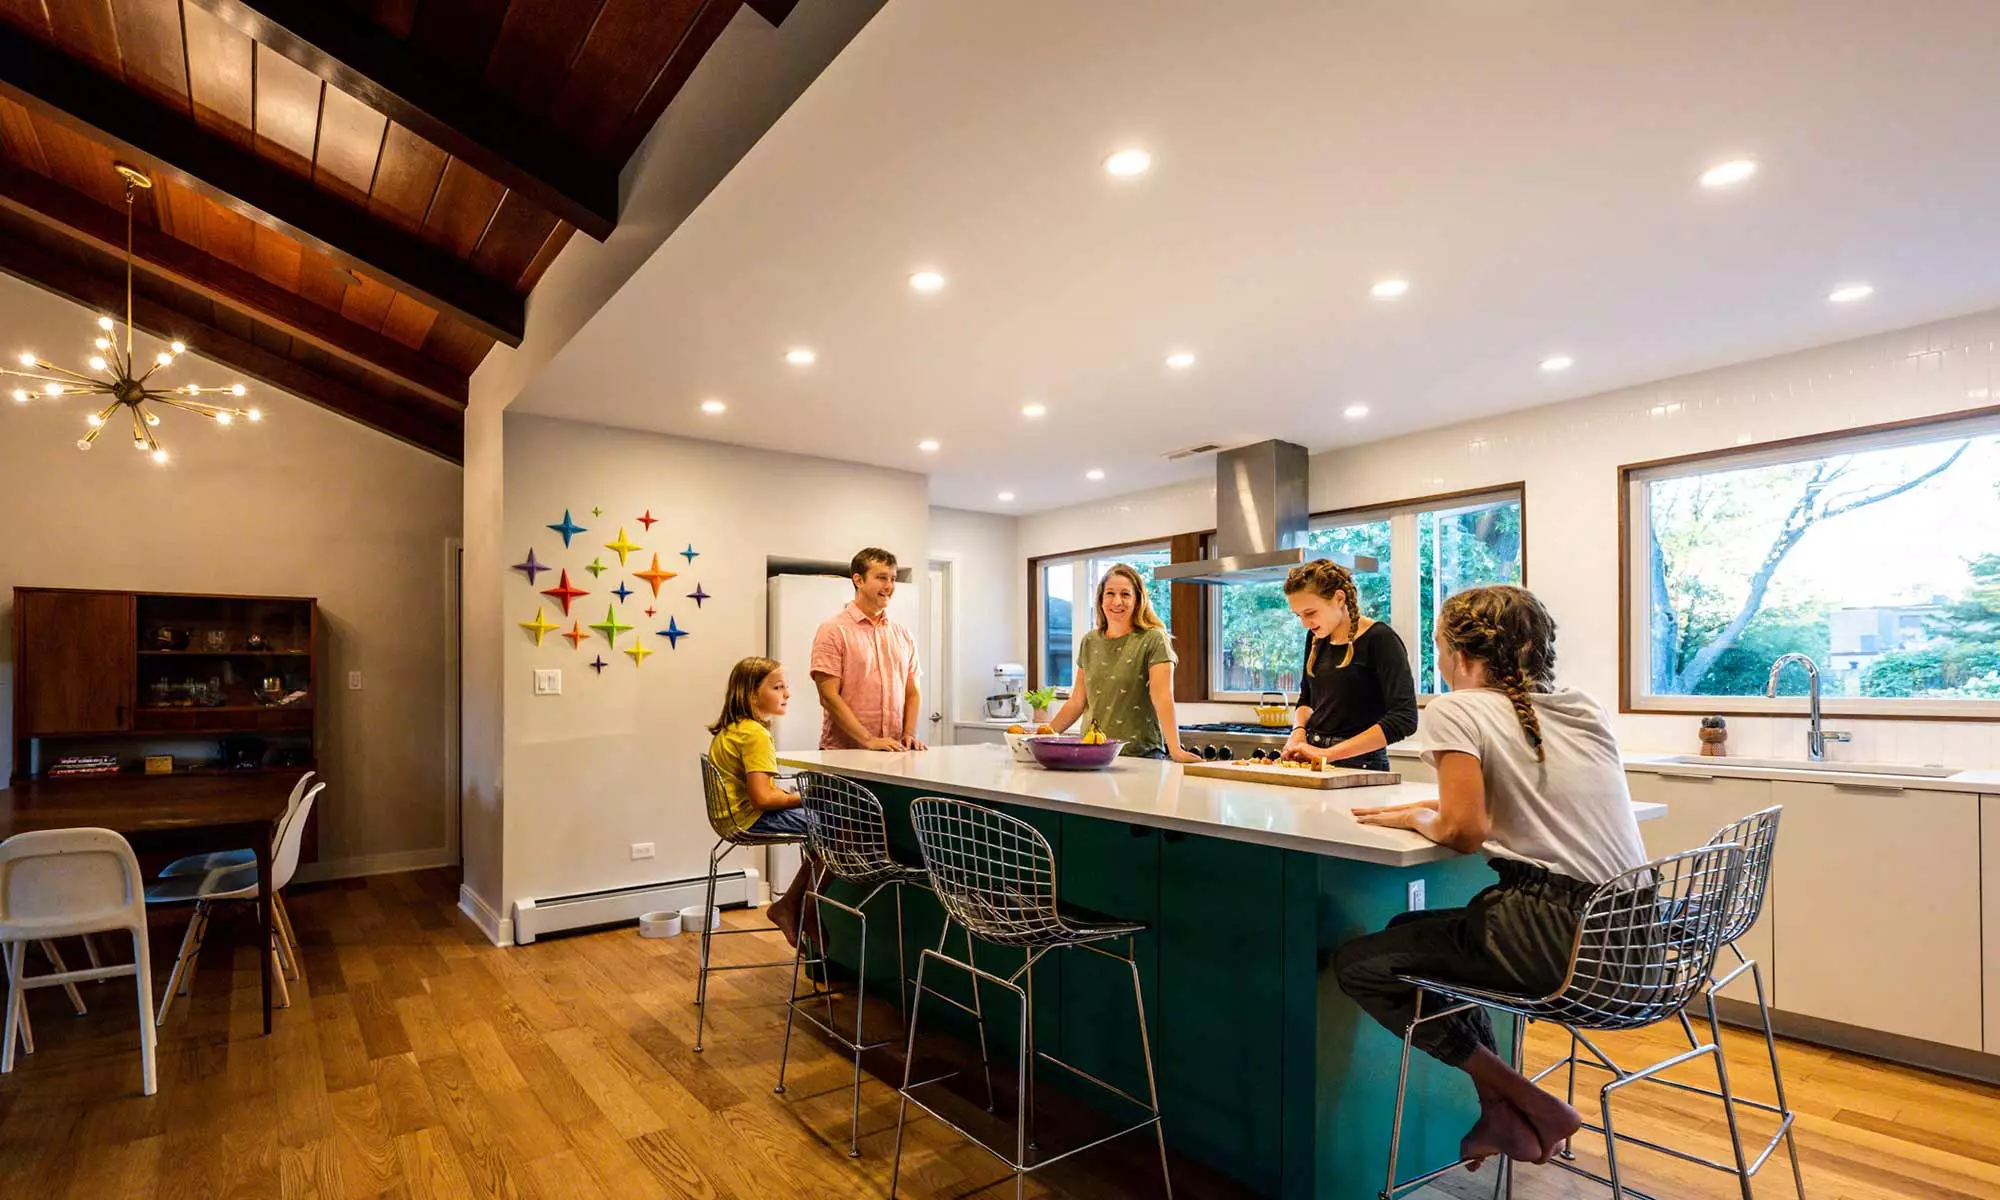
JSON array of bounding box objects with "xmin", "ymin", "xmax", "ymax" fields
[
  {"xmin": 778, "ymin": 744, "xmax": 1666, "ymax": 867},
  {"xmin": 1380, "ymin": 744, "xmax": 2000, "ymax": 794}
]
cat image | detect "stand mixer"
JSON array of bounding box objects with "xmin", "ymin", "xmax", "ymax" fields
[{"xmin": 985, "ymin": 663, "xmax": 1027, "ymax": 721}]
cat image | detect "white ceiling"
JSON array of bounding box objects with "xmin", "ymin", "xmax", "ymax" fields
[{"xmin": 513, "ymin": 0, "xmax": 2000, "ymax": 514}]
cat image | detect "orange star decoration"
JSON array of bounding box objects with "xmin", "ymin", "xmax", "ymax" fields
[
  {"xmin": 633, "ymin": 553, "xmax": 678, "ymax": 597},
  {"xmin": 519, "ymin": 606, "xmax": 559, "ymax": 646},
  {"xmin": 624, "ymin": 639, "xmax": 654, "ymax": 667},
  {"xmin": 561, "ymin": 621, "xmax": 588, "ymax": 649},
  {"xmin": 603, "ymin": 526, "xmax": 642, "ymax": 566}
]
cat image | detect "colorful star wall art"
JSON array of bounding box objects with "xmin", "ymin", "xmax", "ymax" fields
[
  {"xmin": 589, "ymin": 604, "xmax": 632, "ymax": 647},
  {"xmin": 541, "ymin": 570, "xmax": 588, "ymax": 615},
  {"xmin": 679, "ymin": 543, "xmax": 700, "ymax": 564},
  {"xmin": 511, "ymin": 548, "xmax": 549, "ymax": 585},
  {"xmin": 637, "ymin": 509, "xmax": 658, "ymax": 531},
  {"xmin": 604, "ymin": 527, "xmax": 642, "ymax": 566},
  {"xmin": 591, "ymin": 506, "xmax": 603, "ymax": 517},
  {"xmin": 584, "ymin": 556, "xmax": 608, "ymax": 578},
  {"xmin": 611, "ymin": 582, "xmax": 633, "ymax": 603},
  {"xmin": 547, "ymin": 510, "xmax": 587, "ymax": 547},
  {"xmin": 589, "ymin": 655, "xmax": 608, "ymax": 674},
  {"xmin": 644, "ymin": 605, "xmax": 656, "ymax": 618},
  {"xmin": 562, "ymin": 621, "xmax": 588, "ymax": 649},
  {"xmin": 634, "ymin": 553, "xmax": 676, "ymax": 597},
  {"xmin": 657, "ymin": 617, "xmax": 689, "ymax": 648},
  {"xmin": 520, "ymin": 606, "xmax": 559, "ymax": 646},
  {"xmin": 686, "ymin": 584, "xmax": 710, "ymax": 608},
  {"xmin": 624, "ymin": 640, "xmax": 654, "ymax": 667}
]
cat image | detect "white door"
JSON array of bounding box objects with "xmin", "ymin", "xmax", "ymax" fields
[{"xmin": 926, "ymin": 562, "xmax": 952, "ymax": 746}]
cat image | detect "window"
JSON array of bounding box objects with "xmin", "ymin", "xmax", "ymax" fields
[
  {"xmin": 1211, "ymin": 489, "xmax": 1524, "ymax": 699},
  {"xmin": 1035, "ymin": 543, "xmax": 1173, "ymax": 690},
  {"xmin": 1625, "ymin": 413, "xmax": 2000, "ymax": 713}
]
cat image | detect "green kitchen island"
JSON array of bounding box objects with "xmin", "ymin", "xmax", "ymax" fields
[{"xmin": 775, "ymin": 745, "xmax": 1663, "ymax": 1198}]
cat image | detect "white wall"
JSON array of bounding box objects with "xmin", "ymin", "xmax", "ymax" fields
[
  {"xmin": 1022, "ymin": 307, "xmax": 2000, "ymax": 768},
  {"xmin": 0, "ymin": 272, "xmax": 463, "ymax": 876},
  {"xmin": 929, "ymin": 507, "xmax": 1025, "ymax": 723},
  {"xmin": 500, "ymin": 413, "xmax": 926, "ymax": 913}
]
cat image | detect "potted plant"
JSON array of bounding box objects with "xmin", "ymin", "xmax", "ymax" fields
[{"xmin": 1023, "ymin": 687, "xmax": 1058, "ymax": 726}]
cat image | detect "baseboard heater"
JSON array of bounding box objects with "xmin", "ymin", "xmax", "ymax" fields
[{"xmin": 511, "ymin": 868, "xmax": 758, "ymax": 945}]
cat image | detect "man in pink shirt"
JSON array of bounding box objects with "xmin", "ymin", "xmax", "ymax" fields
[{"xmin": 810, "ymin": 547, "xmax": 927, "ymax": 751}]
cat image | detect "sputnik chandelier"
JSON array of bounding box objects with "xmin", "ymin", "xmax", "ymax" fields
[{"xmin": 3, "ymin": 163, "xmax": 257, "ymax": 465}]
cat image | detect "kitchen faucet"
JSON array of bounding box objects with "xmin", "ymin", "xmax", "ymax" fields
[{"xmin": 1765, "ymin": 653, "xmax": 1848, "ymax": 762}]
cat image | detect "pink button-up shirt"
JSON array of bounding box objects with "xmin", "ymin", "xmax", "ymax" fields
[{"xmin": 810, "ymin": 602, "xmax": 921, "ymax": 749}]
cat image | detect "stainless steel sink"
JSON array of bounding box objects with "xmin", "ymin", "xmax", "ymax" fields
[{"xmin": 1654, "ymin": 755, "xmax": 1960, "ymax": 779}]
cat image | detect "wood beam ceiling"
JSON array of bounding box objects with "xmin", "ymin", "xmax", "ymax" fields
[
  {"xmin": 744, "ymin": 0, "xmax": 803, "ymax": 26},
  {"xmin": 182, "ymin": 0, "xmax": 619, "ymax": 242},
  {"xmin": 0, "ymin": 20, "xmax": 525, "ymax": 347}
]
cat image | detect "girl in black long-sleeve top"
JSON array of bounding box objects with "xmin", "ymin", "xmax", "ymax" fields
[{"xmin": 1279, "ymin": 559, "xmax": 1419, "ymax": 770}]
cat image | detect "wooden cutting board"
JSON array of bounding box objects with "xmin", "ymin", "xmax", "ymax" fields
[{"xmin": 1182, "ymin": 760, "xmax": 1402, "ymax": 790}]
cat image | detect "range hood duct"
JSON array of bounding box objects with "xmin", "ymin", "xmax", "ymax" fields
[{"xmin": 1154, "ymin": 439, "xmax": 1378, "ymax": 586}]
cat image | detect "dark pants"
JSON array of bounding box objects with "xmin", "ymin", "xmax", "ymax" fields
[
  {"xmin": 1333, "ymin": 859, "xmax": 1592, "ymax": 1067},
  {"xmin": 1333, "ymin": 748, "xmax": 1392, "ymax": 771}
]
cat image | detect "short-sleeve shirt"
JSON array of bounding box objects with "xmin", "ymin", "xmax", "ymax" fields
[
  {"xmin": 1077, "ymin": 626, "xmax": 1177, "ymax": 756},
  {"xmin": 708, "ymin": 718, "xmax": 779, "ymax": 836},
  {"xmin": 810, "ymin": 602, "xmax": 921, "ymax": 749},
  {"xmin": 1419, "ymin": 687, "xmax": 1648, "ymax": 885}
]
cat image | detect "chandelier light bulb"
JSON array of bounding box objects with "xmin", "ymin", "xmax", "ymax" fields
[
  {"xmin": 169, "ymin": 341, "xmax": 185, "ymax": 355},
  {"xmin": 247, "ymin": 408, "xmax": 262, "ymax": 422},
  {"xmin": 12, "ymin": 388, "xmax": 28, "ymax": 403},
  {"xmin": 76, "ymin": 439, "xmax": 92, "ymax": 451},
  {"xmin": 133, "ymin": 436, "xmax": 147, "ymax": 450},
  {"xmin": 89, "ymin": 355, "xmax": 107, "ymax": 371},
  {"xmin": 86, "ymin": 413, "xmax": 103, "ymax": 427},
  {"xmin": 17, "ymin": 352, "xmax": 35, "ymax": 367},
  {"xmin": 43, "ymin": 382, "xmax": 63, "ymax": 396},
  {"xmin": 230, "ymin": 383, "xmax": 246, "ymax": 397},
  {"xmin": 144, "ymin": 412, "xmax": 160, "ymax": 426},
  {"xmin": 94, "ymin": 337, "xmax": 110, "ymax": 351},
  {"xmin": 97, "ymin": 316, "xmax": 113, "ymax": 331},
  {"xmin": 155, "ymin": 351, "xmax": 173, "ymax": 367},
  {"xmin": 152, "ymin": 449, "xmax": 168, "ymax": 464},
  {"xmin": 182, "ymin": 384, "xmax": 199, "ymax": 394}
]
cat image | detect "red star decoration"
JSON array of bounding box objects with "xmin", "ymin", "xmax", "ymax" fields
[
  {"xmin": 637, "ymin": 508, "xmax": 659, "ymax": 531},
  {"xmin": 541, "ymin": 569, "xmax": 589, "ymax": 615},
  {"xmin": 561, "ymin": 621, "xmax": 588, "ymax": 649},
  {"xmin": 633, "ymin": 552, "xmax": 678, "ymax": 597},
  {"xmin": 644, "ymin": 605, "xmax": 657, "ymax": 618}
]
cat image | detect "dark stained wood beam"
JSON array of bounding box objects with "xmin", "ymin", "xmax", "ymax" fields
[
  {"xmin": 0, "ymin": 228, "xmax": 462, "ymax": 462},
  {"xmin": 0, "ymin": 159, "xmax": 467, "ymax": 408},
  {"xmin": 0, "ymin": 21, "xmax": 524, "ymax": 347},
  {"xmin": 621, "ymin": 0, "xmax": 746, "ymax": 156},
  {"xmin": 744, "ymin": 0, "xmax": 802, "ymax": 25},
  {"xmin": 182, "ymin": 0, "xmax": 619, "ymax": 242}
]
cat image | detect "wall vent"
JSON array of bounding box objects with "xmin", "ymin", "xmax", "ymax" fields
[{"xmin": 1162, "ymin": 442, "xmax": 1224, "ymax": 462}]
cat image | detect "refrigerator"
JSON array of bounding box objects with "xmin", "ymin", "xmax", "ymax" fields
[{"xmin": 763, "ymin": 573, "xmax": 920, "ymax": 896}]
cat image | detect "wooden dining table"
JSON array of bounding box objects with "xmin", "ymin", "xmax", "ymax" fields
[{"xmin": 0, "ymin": 772, "xmax": 293, "ymax": 1035}]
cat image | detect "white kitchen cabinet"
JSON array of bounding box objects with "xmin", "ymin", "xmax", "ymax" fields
[
  {"xmin": 1624, "ymin": 771, "xmax": 1775, "ymax": 1005},
  {"xmin": 1771, "ymin": 780, "xmax": 1983, "ymax": 1051},
  {"xmin": 1984, "ymin": 796, "xmax": 2000, "ymax": 1054},
  {"xmin": 1388, "ymin": 752, "xmax": 1435, "ymax": 783}
]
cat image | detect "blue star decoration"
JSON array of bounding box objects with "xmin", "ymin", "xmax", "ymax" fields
[
  {"xmin": 589, "ymin": 655, "xmax": 608, "ymax": 674},
  {"xmin": 679, "ymin": 543, "xmax": 700, "ymax": 564},
  {"xmin": 611, "ymin": 581, "xmax": 634, "ymax": 603},
  {"xmin": 511, "ymin": 548, "xmax": 549, "ymax": 585},
  {"xmin": 657, "ymin": 617, "xmax": 689, "ymax": 648},
  {"xmin": 547, "ymin": 510, "xmax": 587, "ymax": 547},
  {"xmin": 686, "ymin": 584, "xmax": 710, "ymax": 608}
]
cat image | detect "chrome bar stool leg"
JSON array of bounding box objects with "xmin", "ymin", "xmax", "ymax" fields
[
  {"xmin": 1703, "ymin": 994, "xmax": 1755, "ymax": 1200},
  {"xmin": 888, "ymin": 947, "xmax": 932, "ymax": 1199},
  {"xmin": 1748, "ymin": 958, "xmax": 1806, "ymax": 1198},
  {"xmin": 1127, "ymin": 939, "xmax": 1172, "ymax": 1200},
  {"xmin": 692, "ymin": 840, "xmax": 723, "ymax": 1052}
]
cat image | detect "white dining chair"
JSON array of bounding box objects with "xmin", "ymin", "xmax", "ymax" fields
[
  {"xmin": 0, "ymin": 828, "xmax": 157, "ymax": 1095},
  {"xmin": 156, "ymin": 771, "xmax": 315, "ymax": 881},
  {"xmin": 147, "ymin": 783, "xmax": 322, "ymax": 1024}
]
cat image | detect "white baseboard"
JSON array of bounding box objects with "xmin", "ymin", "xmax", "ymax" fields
[
  {"xmin": 294, "ymin": 846, "xmax": 455, "ymax": 886},
  {"xmin": 458, "ymin": 884, "xmax": 513, "ymax": 946}
]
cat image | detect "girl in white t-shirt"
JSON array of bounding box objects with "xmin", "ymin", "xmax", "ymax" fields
[{"xmin": 1335, "ymin": 585, "xmax": 1647, "ymax": 1172}]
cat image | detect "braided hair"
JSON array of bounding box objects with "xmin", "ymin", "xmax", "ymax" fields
[
  {"xmin": 1436, "ymin": 586, "xmax": 1557, "ymax": 762},
  {"xmin": 1284, "ymin": 559, "xmax": 1364, "ymax": 673}
]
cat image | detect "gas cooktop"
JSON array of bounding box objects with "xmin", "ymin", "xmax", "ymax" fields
[{"xmin": 1179, "ymin": 722, "xmax": 1287, "ymax": 736}]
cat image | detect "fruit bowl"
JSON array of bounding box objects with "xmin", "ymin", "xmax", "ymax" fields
[{"xmin": 1025, "ymin": 736, "xmax": 1124, "ymax": 770}]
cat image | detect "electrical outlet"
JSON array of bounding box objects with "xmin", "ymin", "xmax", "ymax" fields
[
  {"xmin": 347, "ymin": 670, "xmax": 363, "ymax": 691},
  {"xmin": 1407, "ymin": 879, "xmax": 1426, "ymax": 911},
  {"xmin": 533, "ymin": 669, "xmax": 562, "ymax": 696},
  {"xmin": 630, "ymin": 842, "xmax": 656, "ymax": 861}
]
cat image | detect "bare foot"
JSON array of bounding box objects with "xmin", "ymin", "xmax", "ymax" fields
[
  {"xmin": 1511, "ymin": 1092, "xmax": 1583, "ymax": 1163},
  {"xmin": 767, "ymin": 900, "xmax": 802, "ymax": 948},
  {"xmin": 1460, "ymin": 1096, "xmax": 1540, "ymax": 1169}
]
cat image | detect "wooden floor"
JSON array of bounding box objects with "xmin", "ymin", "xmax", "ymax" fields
[{"xmin": 0, "ymin": 868, "xmax": 1996, "ymax": 1199}]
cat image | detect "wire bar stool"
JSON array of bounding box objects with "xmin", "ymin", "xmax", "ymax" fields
[
  {"xmin": 1379, "ymin": 842, "xmax": 1747, "ymax": 1200},
  {"xmin": 1551, "ymin": 806, "xmax": 1803, "ymax": 1197},
  {"xmin": 891, "ymin": 797, "xmax": 1171, "ymax": 1200},
  {"xmin": 693, "ymin": 756, "xmax": 810, "ymax": 1054},
  {"xmin": 774, "ymin": 772, "xmax": 933, "ymax": 1157}
]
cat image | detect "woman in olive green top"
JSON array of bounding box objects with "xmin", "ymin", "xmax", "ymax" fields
[{"xmin": 1049, "ymin": 563, "xmax": 1203, "ymax": 762}]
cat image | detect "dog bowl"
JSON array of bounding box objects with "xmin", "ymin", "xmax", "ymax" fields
[
  {"xmin": 679, "ymin": 904, "xmax": 721, "ymax": 933},
  {"xmin": 638, "ymin": 910, "xmax": 684, "ymax": 938}
]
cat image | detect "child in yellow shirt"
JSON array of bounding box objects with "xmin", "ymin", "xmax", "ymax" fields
[{"xmin": 707, "ymin": 656, "xmax": 815, "ymax": 944}]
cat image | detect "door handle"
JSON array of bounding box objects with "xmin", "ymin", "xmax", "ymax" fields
[{"xmin": 930, "ymin": 711, "xmax": 942, "ymax": 722}]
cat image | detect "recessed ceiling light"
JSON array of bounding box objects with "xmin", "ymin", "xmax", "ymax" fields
[
  {"xmin": 1344, "ymin": 403, "xmax": 1370, "ymax": 419},
  {"xmin": 1165, "ymin": 351, "xmax": 1196, "ymax": 370},
  {"xmin": 1699, "ymin": 159, "xmax": 1758, "ymax": 188},
  {"xmin": 785, "ymin": 347, "xmax": 816, "ymax": 365},
  {"xmin": 701, "ymin": 399, "xmax": 727, "ymax": 415},
  {"xmin": 1021, "ymin": 402, "xmax": 1047, "ymax": 419},
  {"xmin": 1540, "ymin": 355, "xmax": 1574, "ymax": 372},
  {"xmin": 909, "ymin": 271, "xmax": 945, "ymax": 293},
  {"xmin": 997, "ymin": 491, "xmax": 1016, "ymax": 502},
  {"xmin": 918, "ymin": 439, "xmax": 940, "ymax": 453},
  {"xmin": 1828, "ymin": 283, "xmax": 1874, "ymax": 303},
  {"xmin": 1086, "ymin": 468, "xmax": 1105, "ymax": 481},
  {"xmin": 1370, "ymin": 279, "xmax": 1409, "ymax": 298},
  {"xmin": 1104, "ymin": 149, "xmax": 1151, "ymax": 177}
]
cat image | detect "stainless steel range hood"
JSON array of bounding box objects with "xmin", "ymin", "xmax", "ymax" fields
[{"xmin": 1154, "ymin": 439, "xmax": 1377, "ymax": 585}]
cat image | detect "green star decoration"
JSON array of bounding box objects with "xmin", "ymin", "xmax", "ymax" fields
[
  {"xmin": 584, "ymin": 556, "xmax": 608, "ymax": 578},
  {"xmin": 588, "ymin": 604, "xmax": 632, "ymax": 647}
]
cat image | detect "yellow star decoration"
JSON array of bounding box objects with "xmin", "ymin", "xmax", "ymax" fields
[
  {"xmin": 519, "ymin": 606, "xmax": 559, "ymax": 646},
  {"xmin": 624, "ymin": 640, "xmax": 654, "ymax": 667},
  {"xmin": 633, "ymin": 552, "xmax": 678, "ymax": 597},
  {"xmin": 589, "ymin": 604, "xmax": 632, "ymax": 647},
  {"xmin": 603, "ymin": 526, "xmax": 642, "ymax": 566}
]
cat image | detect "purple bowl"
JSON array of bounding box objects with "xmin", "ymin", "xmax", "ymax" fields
[{"xmin": 1025, "ymin": 736, "xmax": 1125, "ymax": 770}]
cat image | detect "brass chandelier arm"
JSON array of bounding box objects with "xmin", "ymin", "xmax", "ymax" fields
[
  {"xmin": 1, "ymin": 363, "xmax": 102, "ymax": 386},
  {"xmin": 149, "ymin": 395, "xmax": 245, "ymax": 420}
]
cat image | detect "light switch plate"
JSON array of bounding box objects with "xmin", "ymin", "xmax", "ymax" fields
[
  {"xmin": 1407, "ymin": 879, "xmax": 1426, "ymax": 911},
  {"xmin": 347, "ymin": 670, "xmax": 363, "ymax": 691},
  {"xmin": 631, "ymin": 842, "xmax": 656, "ymax": 860},
  {"xmin": 533, "ymin": 668, "xmax": 562, "ymax": 696}
]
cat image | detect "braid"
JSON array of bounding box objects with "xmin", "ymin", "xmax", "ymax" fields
[
  {"xmin": 1438, "ymin": 587, "xmax": 1557, "ymax": 762},
  {"xmin": 1287, "ymin": 559, "xmax": 1365, "ymax": 671}
]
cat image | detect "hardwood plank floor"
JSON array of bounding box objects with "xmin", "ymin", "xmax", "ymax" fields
[{"xmin": 1, "ymin": 868, "xmax": 1994, "ymax": 1199}]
